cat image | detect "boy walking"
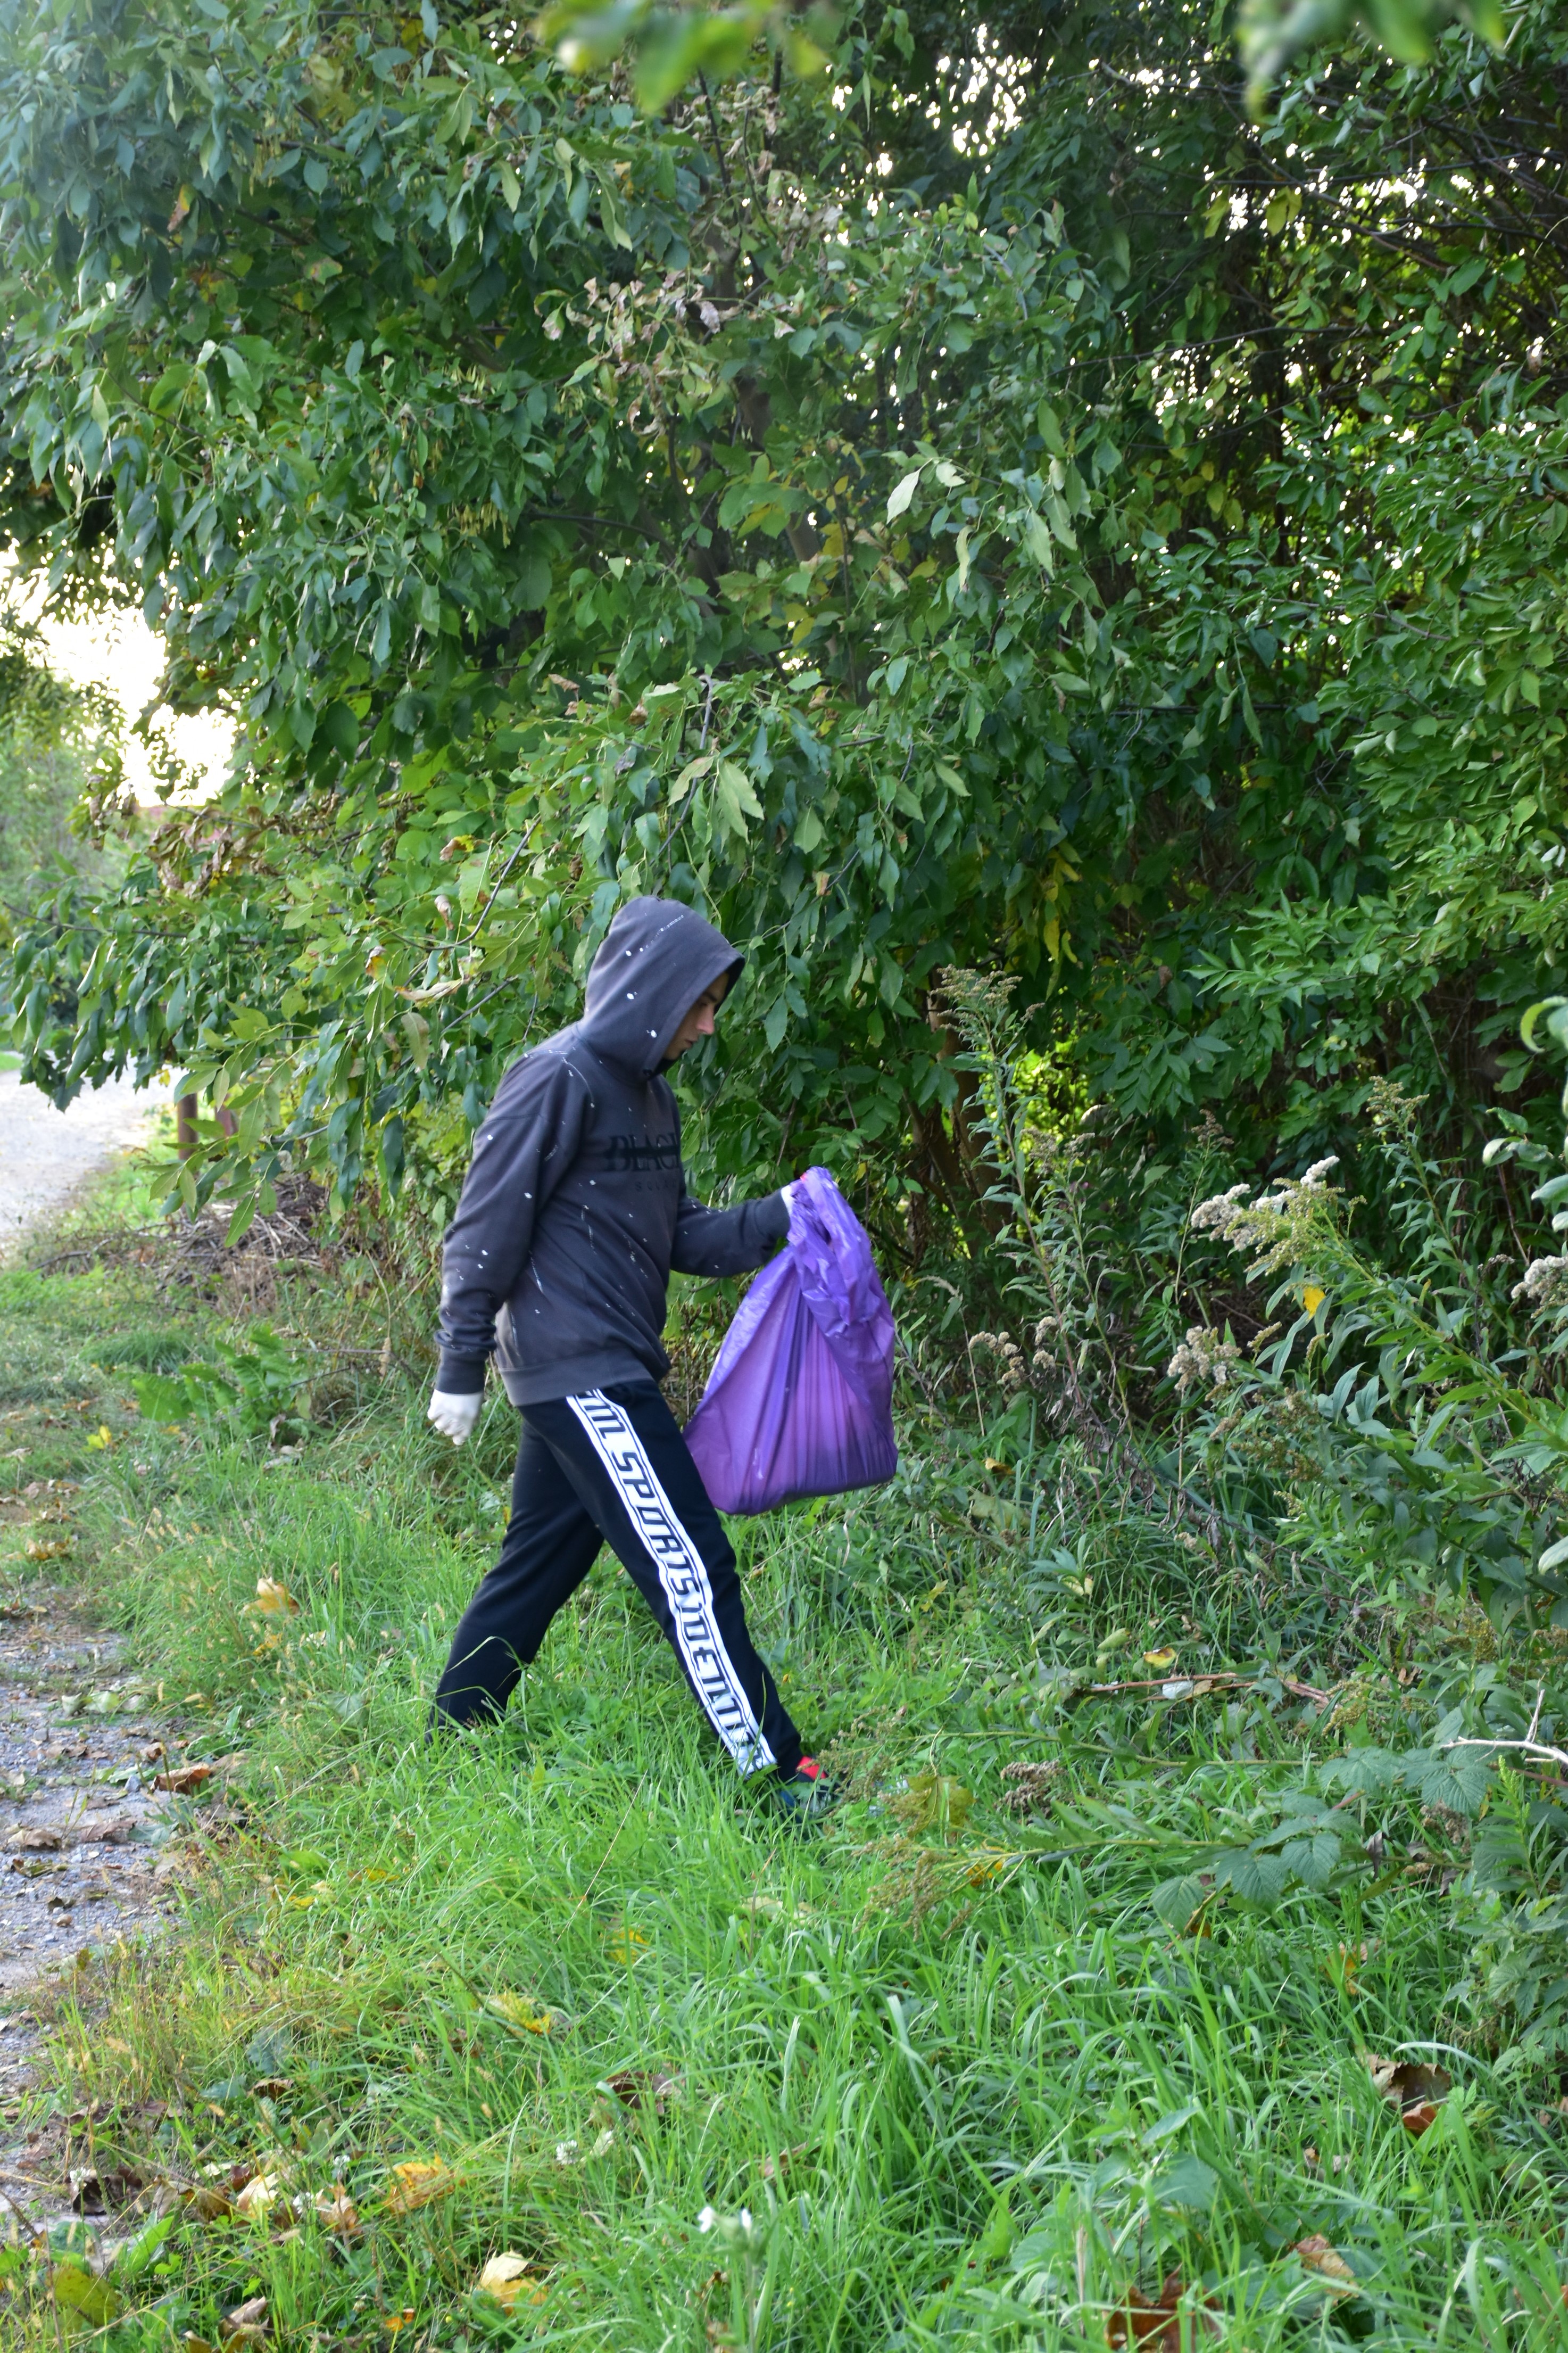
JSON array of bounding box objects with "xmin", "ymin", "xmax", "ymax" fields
[{"xmin": 426, "ymin": 896, "xmax": 831, "ymax": 1816}]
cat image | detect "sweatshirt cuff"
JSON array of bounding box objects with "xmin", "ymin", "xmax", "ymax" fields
[
  {"xmin": 436, "ymin": 1352, "xmax": 488, "ymax": 1397},
  {"xmin": 757, "ymin": 1190, "xmax": 791, "ymax": 1245}
]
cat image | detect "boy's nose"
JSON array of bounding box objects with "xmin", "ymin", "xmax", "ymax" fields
[{"xmin": 696, "ymin": 1004, "xmax": 716, "ymax": 1035}]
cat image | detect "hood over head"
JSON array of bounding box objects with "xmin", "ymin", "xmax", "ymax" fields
[{"xmin": 579, "ymin": 896, "xmax": 742, "ymax": 1077}]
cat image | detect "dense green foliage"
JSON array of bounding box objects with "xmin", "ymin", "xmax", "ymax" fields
[
  {"xmin": 0, "ymin": 600, "xmax": 121, "ymax": 921},
  {"xmin": 4, "ymin": 1191, "xmax": 1568, "ymax": 2348},
  {"xmin": 1, "ymin": 0, "xmax": 1566, "ymax": 1251}
]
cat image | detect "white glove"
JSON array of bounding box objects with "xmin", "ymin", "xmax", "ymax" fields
[{"xmin": 428, "ymin": 1390, "xmax": 482, "ymax": 1446}]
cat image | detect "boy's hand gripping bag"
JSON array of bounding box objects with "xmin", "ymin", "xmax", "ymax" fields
[{"xmin": 683, "ymin": 1166, "xmax": 898, "ymax": 1514}]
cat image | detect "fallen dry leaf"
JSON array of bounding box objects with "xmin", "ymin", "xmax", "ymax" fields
[
  {"xmin": 70, "ymin": 2161, "xmax": 147, "ymax": 2212},
  {"xmin": 603, "ymin": 2068, "xmax": 682, "ymax": 2116},
  {"xmin": 252, "ymin": 1578, "xmax": 300, "ymax": 1617},
  {"xmin": 1293, "ymin": 2235, "xmax": 1358, "ymax": 2294},
  {"xmin": 222, "ymin": 2296, "xmax": 268, "ymax": 2347},
  {"xmin": 477, "ymin": 2252, "xmax": 536, "ymax": 2311},
  {"xmin": 235, "ymin": 2172, "xmax": 281, "ymax": 2220},
  {"xmin": 159, "ymin": 1762, "xmax": 215, "ymax": 1794},
  {"xmin": 311, "ymin": 2182, "xmax": 360, "ymax": 2236},
  {"xmin": 1105, "ymin": 2272, "xmax": 1219, "ymax": 2349},
  {"xmin": 178, "ymin": 2180, "xmax": 237, "ymax": 2220},
  {"xmin": 90, "ymin": 1816, "xmax": 138, "ymax": 1846},
  {"xmin": 6, "ymin": 1825, "xmax": 63, "ymax": 1852},
  {"xmin": 384, "ymin": 2159, "xmax": 458, "ymax": 2216},
  {"xmin": 250, "ymin": 2077, "xmax": 294, "ymax": 2100},
  {"xmin": 1365, "ymin": 2051, "xmax": 1451, "ymax": 2133},
  {"xmin": 25, "ymin": 1535, "xmax": 72, "ymax": 1561}
]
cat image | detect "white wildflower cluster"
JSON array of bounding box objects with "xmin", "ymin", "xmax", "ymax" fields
[
  {"xmin": 973, "ymin": 1320, "xmax": 1065, "ymax": 1396},
  {"xmin": 1165, "ymin": 1325, "xmax": 1243, "ymax": 1398},
  {"xmin": 1512, "ymin": 1254, "xmax": 1568, "ymax": 1310},
  {"xmin": 1189, "ymin": 1157, "xmax": 1340, "ymax": 1278},
  {"xmin": 971, "ymin": 1330, "xmax": 1028, "ymax": 1394}
]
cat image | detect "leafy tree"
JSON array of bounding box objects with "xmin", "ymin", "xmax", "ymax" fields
[{"xmin": 0, "ymin": 0, "xmax": 1564, "ymax": 1267}]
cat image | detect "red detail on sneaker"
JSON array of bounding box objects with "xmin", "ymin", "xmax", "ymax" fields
[{"xmin": 795, "ymin": 1757, "xmax": 820, "ymax": 1780}]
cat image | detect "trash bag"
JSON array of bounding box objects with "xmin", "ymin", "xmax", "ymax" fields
[{"xmin": 683, "ymin": 1166, "xmax": 898, "ymax": 1514}]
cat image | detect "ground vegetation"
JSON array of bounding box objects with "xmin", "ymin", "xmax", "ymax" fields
[{"xmin": 0, "ymin": 1167, "xmax": 1562, "ymax": 2347}]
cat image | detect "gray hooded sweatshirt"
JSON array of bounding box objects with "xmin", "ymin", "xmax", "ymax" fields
[{"xmin": 435, "ymin": 896, "xmax": 789, "ymax": 1407}]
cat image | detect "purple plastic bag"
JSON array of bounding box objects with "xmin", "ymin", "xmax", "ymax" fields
[{"xmin": 683, "ymin": 1166, "xmax": 898, "ymax": 1514}]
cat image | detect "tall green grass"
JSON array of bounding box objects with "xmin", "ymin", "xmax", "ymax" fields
[{"xmin": 1, "ymin": 1234, "xmax": 1566, "ymax": 2349}]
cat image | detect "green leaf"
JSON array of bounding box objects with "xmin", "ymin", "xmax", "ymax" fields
[
  {"xmin": 1148, "ymin": 2155, "xmax": 1217, "ymax": 2212},
  {"xmin": 52, "ymin": 2259, "xmax": 121, "ymax": 2326},
  {"xmin": 714, "ymin": 758, "xmax": 764, "ymax": 836},
  {"xmin": 1150, "ymin": 1873, "xmax": 1206, "ymax": 1930},
  {"xmin": 886, "ymin": 468, "xmax": 923, "ymax": 521},
  {"xmin": 516, "ymin": 552, "xmax": 552, "ymax": 609},
  {"xmin": 147, "ymin": 362, "xmax": 196, "ymax": 416},
  {"xmin": 1022, "ymin": 510, "xmax": 1055, "ymax": 569}
]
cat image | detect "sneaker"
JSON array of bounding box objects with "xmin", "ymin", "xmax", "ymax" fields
[{"xmin": 773, "ymin": 1755, "xmax": 840, "ymax": 1822}]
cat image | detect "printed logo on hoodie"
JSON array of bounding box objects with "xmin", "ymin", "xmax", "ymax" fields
[{"xmin": 605, "ymin": 1129, "xmax": 680, "ymax": 1174}]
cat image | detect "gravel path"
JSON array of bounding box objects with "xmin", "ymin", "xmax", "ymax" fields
[
  {"xmin": 0, "ymin": 1069, "xmax": 194, "ymax": 2220},
  {"xmin": 0, "ymin": 1069, "xmax": 171, "ymax": 1243}
]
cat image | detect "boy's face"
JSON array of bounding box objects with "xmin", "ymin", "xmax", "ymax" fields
[{"xmin": 667, "ymin": 975, "xmax": 729, "ymax": 1060}]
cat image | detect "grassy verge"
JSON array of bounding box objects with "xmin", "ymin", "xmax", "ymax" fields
[{"xmin": 1, "ymin": 1183, "xmax": 1566, "ymax": 2349}]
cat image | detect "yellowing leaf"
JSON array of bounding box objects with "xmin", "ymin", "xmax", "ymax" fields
[
  {"xmin": 671, "ymin": 751, "xmax": 713, "ymax": 800},
  {"xmin": 235, "ymin": 2170, "xmax": 281, "ymax": 2219},
  {"xmin": 1144, "ymin": 1649, "xmax": 1177, "ymax": 1669},
  {"xmin": 607, "ymin": 1922, "xmax": 650, "ymax": 1966},
  {"xmin": 384, "ymin": 2159, "xmax": 459, "ymax": 2215},
  {"xmin": 253, "ymin": 1577, "xmax": 300, "ymax": 1616},
  {"xmin": 483, "ymin": 1989, "xmax": 567, "ymax": 2035},
  {"xmin": 313, "ymin": 2183, "xmax": 360, "ymax": 2236},
  {"xmin": 477, "ymin": 2252, "xmax": 541, "ymax": 2310},
  {"xmin": 53, "ymin": 2259, "xmax": 122, "ymax": 2326},
  {"xmin": 1293, "ymin": 2234, "xmax": 1357, "ymax": 2293},
  {"xmin": 891, "ymin": 1772, "xmax": 973, "ymax": 1838},
  {"xmin": 1302, "ymin": 1284, "xmax": 1326, "ymax": 1316}
]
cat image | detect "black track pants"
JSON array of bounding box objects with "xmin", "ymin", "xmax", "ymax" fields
[{"xmin": 431, "ymin": 1381, "xmax": 802, "ymax": 1777}]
